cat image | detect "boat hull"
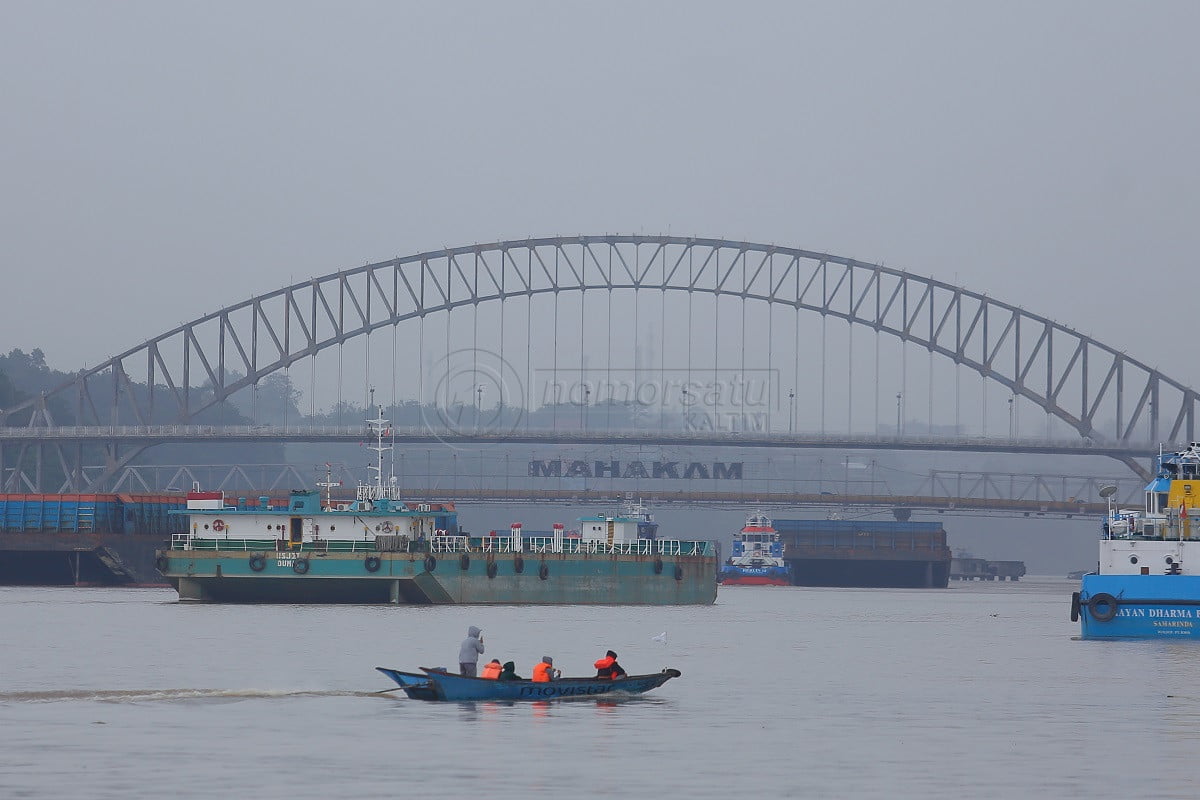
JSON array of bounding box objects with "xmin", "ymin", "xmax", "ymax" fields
[
  {"xmin": 720, "ymin": 575, "xmax": 791, "ymax": 586},
  {"xmin": 719, "ymin": 565, "xmax": 791, "ymax": 586},
  {"xmin": 157, "ymin": 549, "xmax": 717, "ymax": 605},
  {"xmin": 376, "ymin": 667, "xmax": 681, "ymax": 701},
  {"xmin": 1077, "ymin": 574, "xmax": 1200, "ymax": 639}
]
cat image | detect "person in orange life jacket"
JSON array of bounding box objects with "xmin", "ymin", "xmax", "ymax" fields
[
  {"xmin": 481, "ymin": 659, "xmax": 502, "ymax": 679},
  {"xmin": 594, "ymin": 650, "xmax": 627, "ymax": 679},
  {"xmin": 532, "ymin": 656, "xmax": 560, "ymax": 682}
]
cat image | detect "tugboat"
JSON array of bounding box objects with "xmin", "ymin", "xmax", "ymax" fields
[
  {"xmin": 154, "ymin": 408, "xmax": 717, "ymax": 605},
  {"xmin": 1073, "ymin": 443, "xmax": 1200, "ymax": 638},
  {"xmin": 719, "ymin": 512, "xmax": 792, "ymax": 586}
]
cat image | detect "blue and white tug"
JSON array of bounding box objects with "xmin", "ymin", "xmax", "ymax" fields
[
  {"xmin": 1074, "ymin": 443, "xmax": 1200, "ymax": 638},
  {"xmin": 719, "ymin": 512, "xmax": 792, "ymax": 586}
]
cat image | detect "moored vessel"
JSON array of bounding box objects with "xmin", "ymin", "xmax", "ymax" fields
[
  {"xmin": 719, "ymin": 512, "xmax": 791, "ymax": 586},
  {"xmin": 154, "ymin": 408, "xmax": 717, "ymax": 605},
  {"xmin": 1073, "ymin": 443, "xmax": 1200, "ymax": 638},
  {"xmin": 376, "ymin": 666, "xmax": 681, "ymax": 701}
]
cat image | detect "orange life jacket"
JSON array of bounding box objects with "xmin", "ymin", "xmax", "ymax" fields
[
  {"xmin": 482, "ymin": 661, "xmax": 502, "ymax": 679},
  {"xmin": 594, "ymin": 655, "xmax": 624, "ymax": 679},
  {"xmin": 532, "ymin": 661, "xmax": 553, "ymax": 682}
]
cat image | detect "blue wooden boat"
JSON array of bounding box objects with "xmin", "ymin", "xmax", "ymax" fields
[{"xmin": 375, "ymin": 666, "xmax": 682, "ymax": 701}]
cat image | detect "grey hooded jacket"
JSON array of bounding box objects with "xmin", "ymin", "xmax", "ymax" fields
[{"xmin": 458, "ymin": 626, "xmax": 484, "ymax": 664}]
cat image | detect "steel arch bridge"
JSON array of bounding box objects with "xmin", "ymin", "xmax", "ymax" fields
[{"xmin": 2, "ymin": 235, "xmax": 1195, "ymax": 491}]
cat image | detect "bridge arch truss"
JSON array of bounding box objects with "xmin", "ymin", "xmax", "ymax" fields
[{"xmin": 2, "ymin": 235, "xmax": 1193, "ymax": 490}]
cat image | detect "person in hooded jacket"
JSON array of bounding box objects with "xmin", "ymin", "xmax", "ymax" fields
[
  {"xmin": 497, "ymin": 661, "xmax": 522, "ymax": 681},
  {"xmin": 594, "ymin": 650, "xmax": 627, "ymax": 679},
  {"xmin": 458, "ymin": 626, "xmax": 484, "ymax": 676}
]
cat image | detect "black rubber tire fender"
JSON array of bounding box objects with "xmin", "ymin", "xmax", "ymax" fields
[
  {"xmin": 155, "ymin": 555, "xmax": 170, "ymax": 573},
  {"xmin": 292, "ymin": 557, "xmax": 310, "ymax": 575},
  {"xmin": 486, "ymin": 560, "xmax": 498, "ymax": 579},
  {"xmin": 1070, "ymin": 591, "xmax": 1081, "ymax": 622},
  {"xmin": 653, "ymin": 557, "xmax": 664, "ymax": 575},
  {"xmin": 1088, "ymin": 592, "xmax": 1118, "ymax": 622},
  {"xmin": 248, "ymin": 554, "xmax": 266, "ymax": 572},
  {"xmin": 538, "ymin": 562, "xmax": 549, "ymax": 580},
  {"xmin": 513, "ymin": 555, "xmax": 525, "ymax": 574},
  {"xmin": 460, "ymin": 554, "xmax": 470, "ymax": 571},
  {"xmin": 364, "ymin": 556, "xmax": 382, "ymax": 573},
  {"xmin": 673, "ymin": 564, "xmax": 684, "ymax": 581},
  {"xmin": 424, "ymin": 555, "xmax": 437, "ymax": 573}
]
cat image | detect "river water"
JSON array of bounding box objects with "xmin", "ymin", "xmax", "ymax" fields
[{"xmin": 1, "ymin": 579, "xmax": 1195, "ymax": 799}]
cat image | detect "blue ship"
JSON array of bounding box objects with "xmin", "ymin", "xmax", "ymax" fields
[
  {"xmin": 1074, "ymin": 443, "xmax": 1200, "ymax": 639},
  {"xmin": 719, "ymin": 512, "xmax": 792, "ymax": 586}
]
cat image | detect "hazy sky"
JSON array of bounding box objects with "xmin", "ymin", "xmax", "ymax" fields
[{"xmin": 3, "ymin": 1, "xmax": 1198, "ymax": 391}]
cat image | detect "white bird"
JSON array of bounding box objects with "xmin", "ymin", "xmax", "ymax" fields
[{"xmin": 651, "ymin": 631, "xmax": 668, "ymax": 644}]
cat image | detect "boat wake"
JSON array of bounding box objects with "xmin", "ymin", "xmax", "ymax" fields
[{"xmin": 0, "ymin": 688, "xmax": 388, "ymax": 704}]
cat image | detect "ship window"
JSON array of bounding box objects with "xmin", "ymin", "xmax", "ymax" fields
[{"xmin": 1130, "ymin": 556, "xmax": 1139, "ymax": 565}]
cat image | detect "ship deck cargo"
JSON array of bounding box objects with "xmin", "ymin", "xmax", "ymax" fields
[
  {"xmin": 0, "ymin": 493, "xmax": 187, "ymax": 585},
  {"xmin": 773, "ymin": 519, "xmax": 951, "ymax": 588}
]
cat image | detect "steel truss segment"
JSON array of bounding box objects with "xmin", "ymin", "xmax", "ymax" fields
[
  {"xmin": 687, "ymin": 246, "xmax": 718, "ymax": 289},
  {"xmin": 1049, "ymin": 338, "xmax": 1086, "ymax": 403},
  {"xmin": 983, "ymin": 309, "xmax": 1018, "ymax": 373},
  {"xmin": 475, "ymin": 250, "xmax": 503, "ymax": 299},
  {"xmin": 502, "ymin": 248, "xmax": 531, "ymax": 293},
  {"xmin": 555, "ymin": 244, "xmax": 586, "ymax": 288},
  {"xmin": 220, "ymin": 312, "xmax": 254, "ymax": 385},
  {"xmin": 339, "ymin": 273, "xmax": 369, "ymax": 330},
  {"xmin": 823, "ymin": 262, "xmax": 852, "ymax": 312},
  {"xmin": 930, "ymin": 288, "xmax": 958, "ymax": 347},
  {"xmin": 876, "ymin": 272, "xmax": 905, "ymax": 327},
  {"xmin": 741, "ymin": 248, "xmax": 773, "ymax": 296},
  {"xmin": 254, "ymin": 300, "xmax": 286, "ymax": 363},
  {"xmin": 797, "ymin": 259, "xmax": 823, "ymax": 307},
  {"xmin": 769, "ymin": 255, "xmax": 798, "ymax": 301},
  {"xmin": 903, "ymin": 280, "xmax": 933, "ymax": 339},
  {"xmin": 849, "ymin": 268, "xmax": 879, "ymax": 325},
  {"xmin": 716, "ymin": 248, "xmax": 746, "ymax": 292}
]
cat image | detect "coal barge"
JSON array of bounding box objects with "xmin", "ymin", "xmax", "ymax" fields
[
  {"xmin": 0, "ymin": 493, "xmax": 184, "ymax": 585},
  {"xmin": 773, "ymin": 518, "xmax": 952, "ymax": 588}
]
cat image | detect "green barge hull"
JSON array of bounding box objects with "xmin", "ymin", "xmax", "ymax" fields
[{"xmin": 157, "ymin": 547, "xmax": 718, "ymax": 605}]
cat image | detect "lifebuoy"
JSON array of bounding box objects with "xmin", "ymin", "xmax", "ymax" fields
[
  {"xmin": 424, "ymin": 555, "xmax": 436, "ymax": 573},
  {"xmin": 249, "ymin": 554, "xmax": 266, "ymax": 572},
  {"xmin": 212, "ymin": 519, "xmax": 226, "ymax": 532},
  {"xmin": 1070, "ymin": 591, "xmax": 1081, "ymax": 622},
  {"xmin": 381, "ymin": 521, "xmax": 393, "ymax": 533},
  {"xmin": 653, "ymin": 557, "xmax": 664, "ymax": 575},
  {"xmin": 673, "ymin": 564, "xmax": 684, "ymax": 581},
  {"xmin": 155, "ymin": 555, "xmax": 169, "ymax": 573},
  {"xmin": 513, "ymin": 555, "xmax": 525, "ymax": 574},
  {"xmin": 293, "ymin": 558, "xmax": 310, "ymax": 575},
  {"xmin": 1088, "ymin": 592, "xmax": 1118, "ymax": 622},
  {"xmin": 486, "ymin": 560, "xmax": 498, "ymax": 579},
  {"xmin": 538, "ymin": 563, "xmax": 549, "ymax": 580},
  {"xmin": 364, "ymin": 556, "xmax": 381, "ymax": 573},
  {"xmin": 459, "ymin": 554, "xmax": 470, "ymax": 571}
]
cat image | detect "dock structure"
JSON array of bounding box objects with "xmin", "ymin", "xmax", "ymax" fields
[
  {"xmin": 949, "ymin": 556, "xmax": 1027, "ymax": 581},
  {"xmin": 774, "ymin": 519, "xmax": 951, "ymax": 588}
]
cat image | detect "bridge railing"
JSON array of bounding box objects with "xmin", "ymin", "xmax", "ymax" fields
[{"xmin": 0, "ymin": 423, "xmax": 1155, "ymax": 454}]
